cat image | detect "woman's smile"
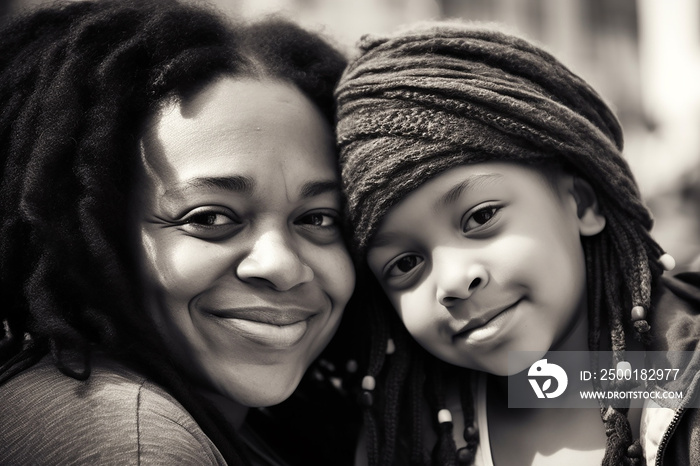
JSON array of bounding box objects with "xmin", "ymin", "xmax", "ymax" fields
[
  {"xmin": 203, "ymin": 305, "xmax": 322, "ymax": 349},
  {"xmin": 134, "ymin": 77, "xmax": 354, "ymax": 407},
  {"xmin": 209, "ymin": 315, "xmax": 313, "ymax": 349}
]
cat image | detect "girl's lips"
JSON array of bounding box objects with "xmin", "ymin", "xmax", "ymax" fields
[{"xmin": 452, "ymin": 299, "xmax": 521, "ymax": 345}]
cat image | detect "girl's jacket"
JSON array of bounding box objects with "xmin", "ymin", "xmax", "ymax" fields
[{"xmin": 642, "ymin": 272, "xmax": 700, "ymax": 465}]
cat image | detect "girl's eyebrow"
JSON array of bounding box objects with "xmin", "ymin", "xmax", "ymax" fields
[
  {"xmin": 436, "ymin": 173, "xmax": 504, "ymax": 209},
  {"xmin": 368, "ymin": 231, "xmax": 404, "ymax": 250}
]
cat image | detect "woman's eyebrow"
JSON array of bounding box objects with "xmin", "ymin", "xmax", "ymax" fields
[
  {"xmin": 167, "ymin": 175, "xmax": 255, "ymax": 196},
  {"xmin": 436, "ymin": 173, "xmax": 503, "ymax": 209},
  {"xmin": 299, "ymin": 180, "xmax": 340, "ymax": 199}
]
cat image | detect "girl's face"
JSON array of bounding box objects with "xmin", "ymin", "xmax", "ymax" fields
[
  {"xmin": 133, "ymin": 78, "xmax": 354, "ymax": 407},
  {"xmin": 366, "ymin": 163, "xmax": 605, "ymax": 375}
]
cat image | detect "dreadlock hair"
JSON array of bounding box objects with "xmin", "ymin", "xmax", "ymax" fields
[
  {"xmin": 0, "ymin": 1, "xmax": 345, "ymax": 463},
  {"xmin": 336, "ymin": 22, "xmax": 671, "ymax": 466}
]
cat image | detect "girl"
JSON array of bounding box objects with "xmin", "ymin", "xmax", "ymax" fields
[
  {"xmin": 336, "ymin": 22, "xmax": 700, "ymax": 466},
  {"xmin": 0, "ymin": 1, "xmax": 358, "ymax": 464}
]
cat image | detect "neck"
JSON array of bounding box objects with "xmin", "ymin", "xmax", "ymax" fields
[{"xmin": 197, "ymin": 389, "xmax": 249, "ymax": 431}]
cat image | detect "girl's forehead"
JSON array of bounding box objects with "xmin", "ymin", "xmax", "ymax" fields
[
  {"xmin": 384, "ymin": 162, "xmax": 542, "ymax": 207},
  {"xmin": 369, "ymin": 162, "xmax": 563, "ymax": 242}
]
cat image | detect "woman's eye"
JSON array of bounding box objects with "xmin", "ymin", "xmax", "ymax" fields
[
  {"xmin": 298, "ymin": 212, "xmax": 336, "ymax": 228},
  {"xmin": 180, "ymin": 208, "xmax": 240, "ymax": 239},
  {"xmin": 295, "ymin": 210, "xmax": 341, "ymax": 243},
  {"xmin": 186, "ymin": 212, "xmax": 233, "ymax": 227},
  {"xmin": 387, "ymin": 255, "xmax": 424, "ymax": 277},
  {"xmin": 462, "ymin": 205, "xmax": 500, "ymax": 233}
]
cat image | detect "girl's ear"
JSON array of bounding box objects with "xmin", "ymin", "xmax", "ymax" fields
[{"xmin": 571, "ymin": 176, "xmax": 606, "ymax": 236}]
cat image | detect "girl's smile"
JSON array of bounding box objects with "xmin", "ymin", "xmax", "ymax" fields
[
  {"xmin": 367, "ymin": 162, "xmax": 605, "ymax": 375},
  {"xmin": 451, "ymin": 298, "xmax": 522, "ymax": 345}
]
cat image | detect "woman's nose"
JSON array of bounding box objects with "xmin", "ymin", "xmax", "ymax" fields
[
  {"xmin": 434, "ymin": 249, "xmax": 489, "ymax": 306},
  {"xmin": 236, "ymin": 230, "xmax": 313, "ymax": 291}
]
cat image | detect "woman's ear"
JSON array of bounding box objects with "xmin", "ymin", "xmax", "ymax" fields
[{"xmin": 571, "ymin": 176, "xmax": 606, "ymax": 236}]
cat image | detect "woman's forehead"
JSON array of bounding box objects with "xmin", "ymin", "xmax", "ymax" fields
[{"xmin": 136, "ymin": 77, "xmax": 338, "ymax": 203}]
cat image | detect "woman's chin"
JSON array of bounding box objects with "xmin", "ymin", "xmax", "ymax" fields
[{"xmin": 216, "ymin": 368, "xmax": 304, "ymax": 408}]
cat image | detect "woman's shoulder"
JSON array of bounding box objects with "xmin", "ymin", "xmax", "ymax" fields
[{"xmin": 0, "ymin": 354, "xmax": 226, "ymax": 465}]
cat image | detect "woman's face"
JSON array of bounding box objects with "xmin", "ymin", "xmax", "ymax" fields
[{"xmin": 133, "ymin": 77, "xmax": 354, "ymax": 407}]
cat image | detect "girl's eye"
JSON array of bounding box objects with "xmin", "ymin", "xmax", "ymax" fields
[
  {"xmin": 387, "ymin": 254, "xmax": 424, "ymax": 277},
  {"xmin": 462, "ymin": 205, "xmax": 501, "ymax": 233}
]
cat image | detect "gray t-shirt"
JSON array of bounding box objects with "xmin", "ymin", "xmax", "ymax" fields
[{"xmin": 0, "ymin": 354, "xmax": 227, "ymax": 465}]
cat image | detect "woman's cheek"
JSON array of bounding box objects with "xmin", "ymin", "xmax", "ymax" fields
[
  {"xmin": 142, "ymin": 231, "xmax": 227, "ymax": 298},
  {"xmin": 305, "ymin": 242, "xmax": 355, "ymax": 306}
]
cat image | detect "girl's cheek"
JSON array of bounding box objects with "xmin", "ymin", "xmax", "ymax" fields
[{"xmin": 397, "ymin": 289, "xmax": 432, "ymax": 335}]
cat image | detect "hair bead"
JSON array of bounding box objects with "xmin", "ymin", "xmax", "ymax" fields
[
  {"xmin": 457, "ymin": 446, "xmax": 476, "ymax": 464},
  {"xmin": 318, "ymin": 358, "xmax": 335, "ymax": 372},
  {"xmin": 659, "ymin": 253, "xmax": 676, "ymax": 271},
  {"xmin": 437, "ymin": 408, "xmax": 452, "ymax": 424},
  {"xmin": 386, "ymin": 338, "xmax": 396, "ymax": 355},
  {"xmin": 463, "ymin": 425, "xmax": 478, "ymax": 441},
  {"xmin": 630, "ymin": 306, "xmax": 646, "ymax": 321},
  {"xmin": 360, "ymin": 375, "xmax": 376, "ymax": 407},
  {"xmin": 345, "ymin": 359, "xmax": 358, "ymax": 373},
  {"xmin": 616, "ymin": 360, "xmax": 632, "ymax": 373},
  {"xmin": 359, "ymin": 390, "xmax": 374, "ymax": 407},
  {"xmin": 633, "ymin": 320, "xmax": 651, "ymax": 333},
  {"xmin": 311, "ymin": 368, "xmax": 324, "ymax": 381}
]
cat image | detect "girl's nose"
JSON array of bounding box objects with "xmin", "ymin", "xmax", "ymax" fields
[
  {"xmin": 236, "ymin": 230, "xmax": 313, "ymax": 291},
  {"xmin": 434, "ymin": 249, "xmax": 489, "ymax": 306}
]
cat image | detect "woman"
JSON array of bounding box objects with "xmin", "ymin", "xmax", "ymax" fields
[{"xmin": 0, "ymin": 1, "xmax": 355, "ymax": 464}]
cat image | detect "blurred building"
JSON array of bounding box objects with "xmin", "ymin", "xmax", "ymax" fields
[{"xmin": 3, "ymin": 0, "xmax": 699, "ymax": 268}]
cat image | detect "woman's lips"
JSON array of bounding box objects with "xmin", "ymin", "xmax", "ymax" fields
[
  {"xmin": 214, "ymin": 317, "xmax": 312, "ymax": 348},
  {"xmin": 206, "ymin": 307, "xmax": 317, "ymax": 348}
]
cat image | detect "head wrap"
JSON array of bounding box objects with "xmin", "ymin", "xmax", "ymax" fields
[{"xmin": 336, "ymin": 22, "xmax": 652, "ymax": 256}]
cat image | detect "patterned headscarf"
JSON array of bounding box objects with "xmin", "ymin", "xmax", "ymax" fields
[{"xmin": 336, "ymin": 22, "xmax": 650, "ymax": 257}]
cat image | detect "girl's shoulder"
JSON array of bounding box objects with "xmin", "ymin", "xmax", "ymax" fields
[
  {"xmin": 651, "ymin": 271, "xmax": 700, "ymax": 351},
  {"xmin": 0, "ymin": 354, "xmax": 226, "ymax": 465}
]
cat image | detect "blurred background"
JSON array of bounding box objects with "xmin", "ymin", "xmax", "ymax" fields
[{"xmin": 3, "ymin": 0, "xmax": 699, "ymax": 270}]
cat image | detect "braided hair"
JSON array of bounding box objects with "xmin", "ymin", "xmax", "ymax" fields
[
  {"xmin": 0, "ymin": 1, "xmax": 345, "ymax": 463},
  {"xmin": 336, "ymin": 22, "xmax": 668, "ymax": 466}
]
